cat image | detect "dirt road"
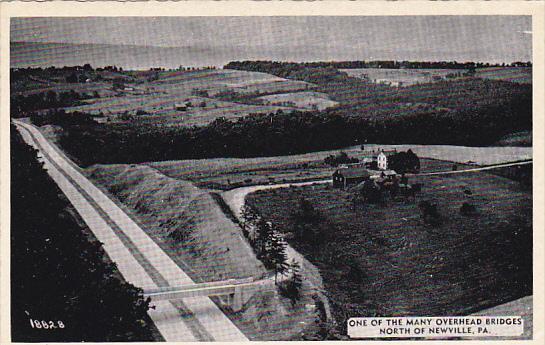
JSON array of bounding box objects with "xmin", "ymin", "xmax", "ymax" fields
[{"xmin": 221, "ymin": 179, "xmax": 332, "ymax": 320}]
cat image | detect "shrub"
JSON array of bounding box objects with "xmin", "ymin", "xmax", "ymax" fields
[
  {"xmin": 460, "ymin": 202, "xmax": 477, "ymax": 216},
  {"xmin": 279, "ymin": 260, "xmax": 302, "ymax": 306},
  {"xmin": 360, "ymin": 180, "xmax": 382, "ymax": 204},
  {"xmin": 412, "ymin": 183, "xmax": 422, "ymax": 193},
  {"xmin": 418, "ymin": 200, "xmax": 441, "ymax": 225},
  {"xmin": 324, "ymin": 151, "xmax": 359, "ymax": 167},
  {"xmin": 344, "ymin": 257, "xmax": 366, "ymax": 282}
]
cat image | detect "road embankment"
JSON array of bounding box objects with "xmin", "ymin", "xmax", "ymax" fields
[{"xmin": 85, "ymin": 163, "xmax": 320, "ymax": 340}]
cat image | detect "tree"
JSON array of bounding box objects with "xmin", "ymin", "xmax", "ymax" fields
[
  {"xmin": 254, "ymin": 218, "xmax": 274, "ymax": 262},
  {"xmin": 270, "ymin": 232, "xmax": 288, "ymax": 284},
  {"xmin": 240, "ymin": 204, "xmax": 260, "ymax": 240},
  {"xmin": 324, "ymin": 151, "xmax": 358, "ymax": 167},
  {"xmin": 400, "ymin": 173, "xmax": 409, "ymax": 185},
  {"xmin": 282, "ymin": 260, "xmax": 303, "ymax": 306},
  {"xmin": 45, "ymin": 90, "xmax": 58, "ymax": 107},
  {"xmin": 291, "ymin": 197, "xmax": 324, "ymax": 243},
  {"xmin": 66, "ymin": 72, "xmax": 78, "ymax": 83},
  {"xmin": 418, "ymin": 200, "xmax": 441, "ymax": 226},
  {"xmin": 345, "ymin": 257, "xmax": 365, "ymax": 282},
  {"xmin": 388, "ymin": 150, "xmax": 420, "ymax": 173}
]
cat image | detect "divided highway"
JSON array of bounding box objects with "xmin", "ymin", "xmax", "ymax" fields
[{"xmin": 13, "ymin": 120, "xmax": 248, "ymax": 342}]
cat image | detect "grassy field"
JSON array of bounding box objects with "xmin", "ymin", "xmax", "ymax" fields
[
  {"xmin": 146, "ymin": 144, "xmax": 531, "ymax": 190},
  {"xmin": 494, "ymin": 130, "xmax": 532, "ymax": 147},
  {"xmin": 245, "ymin": 169, "xmax": 532, "ymax": 334},
  {"xmin": 475, "ymin": 67, "xmax": 532, "ymax": 84},
  {"xmin": 147, "ymin": 155, "xmax": 455, "ymax": 191}
]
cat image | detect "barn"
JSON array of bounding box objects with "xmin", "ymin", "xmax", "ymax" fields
[{"xmin": 332, "ymin": 166, "xmax": 371, "ymax": 188}]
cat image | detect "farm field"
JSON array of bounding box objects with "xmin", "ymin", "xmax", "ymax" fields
[
  {"xmin": 341, "ymin": 68, "xmax": 461, "ymax": 86},
  {"xmin": 65, "ymin": 93, "xmax": 292, "ymax": 127},
  {"xmin": 13, "ymin": 67, "xmax": 340, "ymax": 127},
  {"xmin": 258, "ymin": 91, "xmax": 338, "ymax": 110},
  {"xmin": 475, "ymin": 67, "xmax": 532, "ymax": 84},
  {"xmin": 245, "ymin": 169, "xmax": 532, "ymax": 333},
  {"xmin": 144, "ymin": 69, "xmax": 314, "ymax": 96},
  {"xmin": 340, "ymin": 67, "xmax": 531, "ymax": 87},
  {"xmin": 146, "ymin": 144, "xmax": 531, "ymax": 190}
]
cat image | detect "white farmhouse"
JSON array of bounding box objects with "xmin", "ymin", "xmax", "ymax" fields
[{"xmin": 377, "ymin": 151, "xmax": 388, "ymax": 170}]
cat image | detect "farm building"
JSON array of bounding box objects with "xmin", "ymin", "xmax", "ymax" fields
[
  {"xmin": 377, "ymin": 150, "xmax": 397, "ymax": 170},
  {"xmin": 174, "ymin": 103, "xmax": 188, "ymax": 111},
  {"xmin": 333, "ymin": 166, "xmax": 371, "ymax": 188},
  {"xmin": 371, "ymin": 170, "xmax": 399, "ymax": 184},
  {"xmin": 377, "ymin": 152, "xmax": 388, "ymax": 170}
]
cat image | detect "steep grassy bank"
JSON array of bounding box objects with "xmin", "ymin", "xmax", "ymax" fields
[
  {"xmin": 86, "ymin": 164, "xmax": 264, "ymax": 281},
  {"xmin": 85, "ymin": 163, "xmax": 320, "ymax": 340}
]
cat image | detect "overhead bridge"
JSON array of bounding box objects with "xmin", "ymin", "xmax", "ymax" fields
[{"xmin": 143, "ymin": 277, "xmax": 259, "ymax": 311}]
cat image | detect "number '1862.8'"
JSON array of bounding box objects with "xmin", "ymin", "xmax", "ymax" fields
[{"xmin": 29, "ymin": 319, "xmax": 65, "ymax": 329}]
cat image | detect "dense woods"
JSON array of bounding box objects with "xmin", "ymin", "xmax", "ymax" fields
[{"xmin": 10, "ymin": 126, "xmax": 156, "ymax": 342}]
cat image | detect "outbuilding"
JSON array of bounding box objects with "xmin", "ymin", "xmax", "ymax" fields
[{"xmin": 332, "ymin": 166, "xmax": 371, "ymax": 188}]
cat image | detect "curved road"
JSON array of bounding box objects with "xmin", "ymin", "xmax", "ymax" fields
[
  {"xmin": 14, "ymin": 120, "xmax": 248, "ymax": 342},
  {"xmin": 222, "ymin": 180, "xmax": 333, "ymax": 319}
]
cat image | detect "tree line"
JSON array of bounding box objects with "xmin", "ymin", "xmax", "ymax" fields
[
  {"xmin": 240, "ymin": 205, "xmax": 302, "ymax": 305},
  {"xmin": 11, "ymin": 90, "xmax": 96, "ymax": 116},
  {"xmin": 225, "ymin": 60, "xmax": 531, "ymax": 71}
]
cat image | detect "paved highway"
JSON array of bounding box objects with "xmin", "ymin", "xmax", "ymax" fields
[{"xmin": 14, "ymin": 120, "xmax": 248, "ymax": 342}]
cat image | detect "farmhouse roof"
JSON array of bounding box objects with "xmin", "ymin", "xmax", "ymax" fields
[
  {"xmin": 336, "ymin": 166, "xmax": 371, "ymax": 179},
  {"xmin": 381, "ymin": 170, "xmax": 398, "ymax": 176}
]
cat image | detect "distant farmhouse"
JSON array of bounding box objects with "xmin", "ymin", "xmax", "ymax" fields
[
  {"xmin": 332, "ymin": 149, "xmax": 399, "ymax": 188},
  {"xmin": 377, "ymin": 151, "xmax": 387, "ymax": 170},
  {"xmin": 377, "ymin": 150, "xmax": 397, "ymax": 170}
]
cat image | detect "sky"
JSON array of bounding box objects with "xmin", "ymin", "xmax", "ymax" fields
[{"xmin": 11, "ymin": 16, "xmax": 532, "ymax": 65}]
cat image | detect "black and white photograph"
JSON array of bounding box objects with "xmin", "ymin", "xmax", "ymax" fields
[{"xmin": 2, "ymin": 2, "xmax": 543, "ymax": 343}]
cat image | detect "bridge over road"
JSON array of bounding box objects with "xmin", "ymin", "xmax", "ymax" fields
[{"xmin": 13, "ymin": 120, "xmax": 252, "ymax": 342}]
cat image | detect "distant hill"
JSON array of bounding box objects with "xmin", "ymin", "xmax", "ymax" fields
[{"xmin": 10, "ymin": 41, "xmax": 218, "ymax": 70}]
